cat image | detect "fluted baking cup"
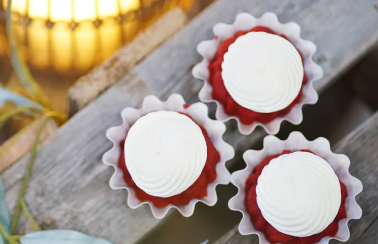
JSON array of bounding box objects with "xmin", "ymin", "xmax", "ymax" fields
[
  {"xmin": 228, "ymin": 131, "xmax": 363, "ymax": 243},
  {"xmin": 103, "ymin": 94, "xmax": 234, "ymax": 219},
  {"xmin": 192, "ymin": 12, "xmax": 323, "ymax": 135}
]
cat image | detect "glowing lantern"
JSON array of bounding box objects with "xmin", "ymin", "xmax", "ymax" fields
[{"xmin": 0, "ymin": 0, "xmax": 187, "ymax": 75}]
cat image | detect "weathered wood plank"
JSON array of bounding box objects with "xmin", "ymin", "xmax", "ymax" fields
[
  {"xmin": 214, "ymin": 112, "xmax": 378, "ymax": 244},
  {"xmin": 345, "ymin": 43, "xmax": 378, "ymax": 111},
  {"xmin": 136, "ymin": 0, "xmax": 378, "ymax": 94},
  {"xmin": 68, "ymin": 8, "xmax": 187, "ymax": 115},
  {"xmin": 0, "ymin": 119, "xmax": 57, "ymax": 172},
  {"xmin": 334, "ymin": 115, "xmax": 378, "ymax": 244},
  {"xmin": 3, "ymin": 0, "xmax": 378, "ymax": 244}
]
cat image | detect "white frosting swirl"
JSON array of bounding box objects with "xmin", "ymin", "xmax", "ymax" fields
[
  {"xmin": 221, "ymin": 32, "xmax": 304, "ymax": 113},
  {"xmin": 256, "ymin": 151, "xmax": 341, "ymax": 237},
  {"xmin": 124, "ymin": 111, "xmax": 207, "ymax": 198}
]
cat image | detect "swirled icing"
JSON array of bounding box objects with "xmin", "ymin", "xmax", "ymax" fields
[
  {"xmin": 256, "ymin": 151, "xmax": 341, "ymax": 237},
  {"xmin": 124, "ymin": 111, "xmax": 207, "ymax": 198},
  {"xmin": 221, "ymin": 32, "xmax": 304, "ymax": 113}
]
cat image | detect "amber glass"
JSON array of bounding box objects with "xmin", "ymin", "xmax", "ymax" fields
[
  {"xmin": 0, "ymin": 0, "xmax": 213, "ymax": 115},
  {"xmin": 0, "ymin": 0, "xmax": 212, "ymax": 75}
]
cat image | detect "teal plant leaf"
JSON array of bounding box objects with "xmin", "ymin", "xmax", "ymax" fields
[
  {"xmin": 0, "ymin": 176, "xmax": 10, "ymax": 244},
  {"xmin": 20, "ymin": 230, "xmax": 113, "ymax": 244},
  {"xmin": 6, "ymin": 0, "xmax": 49, "ymax": 108},
  {"xmin": 0, "ymin": 87, "xmax": 40, "ymax": 109},
  {"xmin": 200, "ymin": 241, "xmax": 209, "ymax": 244},
  {"xmin": 6, "ymin": 0, "xmax": 34, "ymax": 94}
]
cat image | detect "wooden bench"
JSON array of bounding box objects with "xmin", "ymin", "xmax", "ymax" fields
[{"xmin": 3, "ymin": 0, "xmax": 378, "ymax": 243}]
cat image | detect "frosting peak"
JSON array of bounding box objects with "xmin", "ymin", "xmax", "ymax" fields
[
  {"xmin": 256, "ymin": 151, "xmax": 341, "ymax": 237},
  {"xmin": 221, "ymin": 32, "xmax": 303, "ymax": 113},
  {"xmin": 124, "ymin": 111, "xmax": 207, "ymax": 198}
]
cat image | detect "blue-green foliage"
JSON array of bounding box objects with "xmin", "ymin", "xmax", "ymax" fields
[
  {"xmin": 20, "ymin": 230, "xmax": 113, "ymax": 244},
  {"xmin": 0, "ymin": 87, "xmax": 40, "ymax": 109},
  {"xmin": 0, "ymin": 176, "xmax": 10, "ymax": 244}
]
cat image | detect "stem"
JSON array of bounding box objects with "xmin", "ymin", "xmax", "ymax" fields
[
  {"xmin": 0, "ymin": 106, "xmax": 41, "ymax": 125},
  {"xmin": 8, "ymin": 236, "xmax": 21, "ymax": 244},
  {"xmin": 9, "ymin": 240, "xmax": 21, "ymax": 244},
  {"xmin": 0, "ymin": 222, "xmax": 9, "ymax": 238},
  {"xmin": 10, "ymin": 235, "xmax": 22, "ymax": 240},
  {"xmin": 20, "ymin": 199, "xmax": 41, "ymax": 231},
  {"xmin": 0, "ymin": 223, "xmax": 19, "ymax": 244},
  {"xmin": 48, "ymin": 112, "xmax": 66, "ymax": 126},
  {"xmin": 11, "ymin": 115, "xmax": 52, "ymax": 234},
  {"xmin": 10, "ymin": 87, "xmax": 39, "ymax": 104},
  {"xmin": 0, "ymin": 117, "xmax": 43, "ymax": 158},
  {"xmin": 6, "ymin": 0, "xmax": 51, "ymax": 110},
  {"xmin": 8, "ymin": 240, "xmax": 20, "ymax": 244}
]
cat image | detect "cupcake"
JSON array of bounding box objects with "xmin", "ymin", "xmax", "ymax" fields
[
  {"xmin": 102, "ymin": 94, "xmax": 234, "ymax": 219},
  {"xmin": 229, "ymin": 132, "xmax": 363, "ymax": 244},
  {"xmin": 193, "ymin": 12, "xmax": 323, "ymax": 135}
]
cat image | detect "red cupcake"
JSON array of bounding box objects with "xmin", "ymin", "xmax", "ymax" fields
[
  {"xmin": 229, "ymin": 132, "xmax": 363, "ymax": 244},
  {"xmin": 193, "ymin": 12, "xmax": 323, "ymax": 135},
  {"xmin": 103, "ymin": 94, "xmax": 234, "ymax": 219}
]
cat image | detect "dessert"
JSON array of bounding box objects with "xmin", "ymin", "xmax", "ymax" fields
[
  {"xmin": 119, "ymin": 111, "xmax": 220, "ymax": 207},
  {"xmin": 219, "ymin": 29, "xmax": 305, "ymax": 119},
  {"xmin": 193, "ymin": 13, "xmax": 322, "ymax": 135},
  {"xmin": 246, "ymin": 150, "xmax": 347, "ymax": 243},
  {"xmin": 229, "ymin": 132, "xmax": 363, "ymax": 244},
  {"xmin": 103, "ymin": 94, "xmax": 234, "ymax": 218}
]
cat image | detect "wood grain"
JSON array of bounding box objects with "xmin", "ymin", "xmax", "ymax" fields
[
  {"xmin": 344, "ymin": 43, "xmax": 378, "ymax": 111},
  {"xmin": 214, "ymin": 111, "xmax": 378, "ymax": 244},
  {"xmin": 3, "ymin": 0, "xmax": 378, "ymax": 243},
  {"xmin": 0, "ymin": 119, "xmax": 57, "ymax": 172},
  {"xmin": 68, "ymin": 8, "xmax": 187, "ymax": 115}
]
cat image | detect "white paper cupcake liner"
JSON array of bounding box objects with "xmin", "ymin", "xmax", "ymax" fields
[
  {"xmin": 102, "ymin": 94, "xmax": 234, "ymax": 219},
  {"xmin": 228, "ymin": 131, "xmax": 363, "ymax": 243},
  {"xmin": 192, "ymin": 12, "xmax": 323, "ymax": 135}
]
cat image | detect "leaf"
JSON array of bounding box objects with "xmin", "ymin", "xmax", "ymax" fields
[
  {"xmin": 200, "ymin": 241, "xmax": 209, "ymax": 244},
  {"xmin": 0, "ymin": 176, "xmax": 10, "ymax": 243},
  {"xmin": 0, "ymin": 87, "xmax": 41, "ymax": 109},
  {"xmin": 5, "ymin": 0, "xmax": 51, "ymax": 109},
  {"xmin": 20, "ymin": 200, "xmax": 41, "ymax": 231},
  {"xmin": 20, "ymin": 230, "xmax": 113, "ymax": 244}
]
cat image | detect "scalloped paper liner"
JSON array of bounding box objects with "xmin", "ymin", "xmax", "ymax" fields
[
  {"xmin": 102, "ymin": 94, "xmax": 235, "ymax": 219},
  {"xmin": 192, "ymin": 12, "xmax": 323, "ymax": 135},
  {"xmin": 228, "ymin": 131, "xmax": 363, "ymax": 243}
]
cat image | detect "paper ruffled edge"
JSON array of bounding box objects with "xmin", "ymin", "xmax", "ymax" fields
[
  {"xmin": 192, "ymin": 12, "xmax": 323, "ymax": 135},
  {"xmin": 228, "ymin": 131, "xmax": 363, "ymax": 243},
  {"xmin": 102, "ymin": 94, "xmax": 235, "ymax": 219}
]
